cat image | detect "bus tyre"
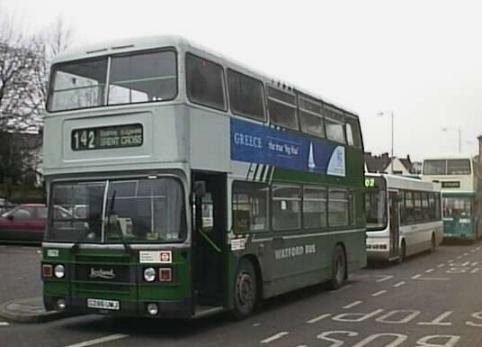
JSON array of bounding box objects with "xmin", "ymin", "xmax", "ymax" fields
[
  {"xmin": 232, "ymin": 259, "xmax": 257, "ymax": 319},
  {"xmin": 399, "ymin": 240, "xmax": 407, "ymax": 262},
  {"xmin": 430, "ymin": 234, "xmax": 436, "ymax": 252},
  {"xmin": 327, "ymin": 245, "xmax": 346, "ymax": 290}
]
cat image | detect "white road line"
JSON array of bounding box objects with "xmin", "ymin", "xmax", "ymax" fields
[
  {"xmin": 457, "ymin": 256, "xmax": 463, "ymax": 259},
  {"xmin": 464, "ymin": 253, "xmax": 469, "ymax": 256},
  {"xmin": 376, "ymin": 275, "xmax": 394, "ymax": 283},
  {"xmin": 372, "ymin": 290, "xmax": 387, "ymax": 297},
  {"xmin": 253, "ymin": 322, "xmax": 261, "ymax": 327},
  {"xmin": 412, "ymin": 274, "xmax": 449, "ymax": 281},
  {"xmin": 0, "ymin": 322, "xmax": 9, "ymax": 326},
  {"xmin": 477, "ymin": 247, "xmax": 481, "ymax": 250},
  {"xmin": 343, "ymin": 300, "xmax": 363, "ymax": 309},
  {"xmin": 393, "ymin": 281, "xmax": 406, "ymax": 287},
  {"xmin": 425, "ymin": 269, "xmax": 434, "ymax": 273},
  {"xmin": 261, "ymin": 332, "xmax": 289, "ymax": 344},
  {"xmin": 307, "ymin": 313, "xmax": 331, "ymax": 324},
  {"xmin": 63, "ymin": 334, "xmax": 128, "ymax": 347},
  {"xmin": 437, "ymin": 264, "xmax": 445, "ymax": 268}
]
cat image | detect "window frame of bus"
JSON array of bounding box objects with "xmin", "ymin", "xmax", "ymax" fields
[
  {"xmin": 345, "ymin": 116, "xmax": 363, "ymax": 149},
  {"xmin": 267, "ymin": 86, "xmax": 299, "ymax": 131},
  {"xmin": 271, "ymin": 183, "xmax": 302, "ymax": 231},
  {"xmin": 47, "ymin": 48, "xmax": 179, "ymax": 113},
  {"xmin": 323, "ymin": 105, "xmax": 347, "ymax": 144},
  {"xmin": 106, "ymin": 49, "xmax": 178, "ymax": 107},
  {"xmin": 232, "ymin": 181, "xmax": 269, "ymax": 233},
  {"xmin": 46, "ymin": 175, "xmax": 188, "ymax": 244},
  {"xmin": 185, "ymin": 53, "xmax": 227, "ymax": 112},
  {"xmin": 298, "ymin": 94, "xmax": 325, "ymax": 138},
  {"xmin": 227, "ymin": 69, "xmax": 266, "ymax": 122},
  {"xmin": 328, "ymin": 188, "xmax": 350, "ymax": 228},
  {"xmin": 302, "ymin": 185, "xmax": 328, "ymax": 230}
]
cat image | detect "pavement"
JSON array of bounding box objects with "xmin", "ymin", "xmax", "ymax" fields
[{"xmin": 0, "ymin": 296, "xmax": 64, "ymax": 323}]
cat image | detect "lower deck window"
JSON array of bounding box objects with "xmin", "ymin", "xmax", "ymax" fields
[
  {"xmin": 329, "ymin": 189, "xmax": 349, "ymax": 227},
  {"xmin": 232, "ymin": 182, "xmax": 269, "ymax": 232},
  {"xmin": 272, "ymin": 185, "xmax": 301, "ymax": 231}
]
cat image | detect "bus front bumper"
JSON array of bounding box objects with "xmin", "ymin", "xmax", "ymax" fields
[{"xmin": 44, "ymin": 295, "xmax": 192, "ymax": 319}]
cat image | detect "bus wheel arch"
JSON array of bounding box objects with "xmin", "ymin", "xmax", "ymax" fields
[
  {"xmin": 232, "ymin": 255, "xmax": 261, "ymax": 319},
  {"xmin": 327, "ymin": 243, "xmax": 347, "ymax": 290}
]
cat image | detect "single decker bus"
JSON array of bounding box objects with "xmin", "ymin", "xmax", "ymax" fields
[
  {"xmin": 422, "ymin": 156, "xmax": 479, "ymax": 241},
  {"xmin": 41, "ymin": 36, "xmax": 366, "ymax": 319},
  {"xmin": 365, "ymin": 174, "xmax": 443, "ymax": 262}
]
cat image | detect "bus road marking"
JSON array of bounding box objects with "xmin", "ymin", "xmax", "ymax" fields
[
  {"xmin": 418, "ymin": 311, "xmax": 454, "ymax": 326},
  {"xmin": 438, "ymin": 264, "xmax": 446, "ymax": 267},
  {"xmin": 456, "ymin": 256, "xmax": 463, "ymax": 259},
  {"xmin": 393, "ymin": 281, "xmax": 406, "ymax": 287},
  {"xmin": 376, "ymin": 275, "xmax": 394, "ymax": 283},
  {"xmin": 343, "ymin": 301, "xmax": 363, "ymax": 309},
  {"xmin": 261, "ymin": 331, "xmax": 289, "ymax": 344},
  {"xmin": 412, "ymin": 274, "xmax": 449, "ymax": 281},
  {"xmin": 63, "ymin": 334, "xmax": 128, "ymax": 347},
  {"xmin": 464, "ymin": 253, "xmax": 469, "ymax": 256},
  {"xmin": 307, "ymin": 313, "xmax": 331, "ymax": 324},
  {"xmin": 0, "ymin": 322, "xmax": 9, "ymax": 326},
  {"xmin": 425, "ymin": 268, "xmax": 434, "ymax": 273},
  {"xmin": 372, "ymin": 290, "xmax": 387, "ymax": 297},
  {"xmin": 253, "ymin": 322, "xmax": 261, "ymax": 327}
]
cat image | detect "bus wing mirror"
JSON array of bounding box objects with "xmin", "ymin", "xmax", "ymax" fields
[{"xmin": 194, "ymin": 181, "xmax": 206, "ymax": 197}]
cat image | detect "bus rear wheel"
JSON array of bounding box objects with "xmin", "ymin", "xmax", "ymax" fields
[
  {"xmin": 232, "ymin": 259, "xmax": 257, "ymax": 319},
  {"xmin": 430, "ymin": 234, "xmax": 436, "ymax": 252},
  {"xmin": 327, "ymin": 245, "xmax": 346, "ymax": 290}
]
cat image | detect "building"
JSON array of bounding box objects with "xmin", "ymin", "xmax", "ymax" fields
[{"xmin": 364, "ymin": 152, "xmax": 415, "ymax": 175}]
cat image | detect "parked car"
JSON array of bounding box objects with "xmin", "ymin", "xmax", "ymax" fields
[
  {"xmin": 0, "ymin": 204, "xmax": 70, "ymax": 244},
  {"xmin": 0, "ymin": 197, "xmax": 15, "ymax": 215}
]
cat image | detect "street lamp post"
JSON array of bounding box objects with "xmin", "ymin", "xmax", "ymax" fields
[
  {"xmin": 378, "ymin": 111, "xmax": 395, "ymax": 173},
  {"xmin": 441, "ymin": 127, "xmax": 462, "ymax": 154}
]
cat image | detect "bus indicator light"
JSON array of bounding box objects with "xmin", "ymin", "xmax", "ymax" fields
[
  {"xmin": 159, "ymin": 268, "xmax": 172, "ymax": 282},
  {"xmin": 42, "ymin": 264, "xmax": 53, "ymax": 278}
]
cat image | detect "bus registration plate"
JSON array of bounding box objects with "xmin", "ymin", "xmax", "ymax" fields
[{"xmin": 87, "ymin": 298, "xmax": 120, "ymax": 310}]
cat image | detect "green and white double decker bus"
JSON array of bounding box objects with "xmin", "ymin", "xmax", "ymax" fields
[
  {"xmin": 41, "ymin": 36, "xmax": 366, "ymax": 319},
  {"xmin": 422, "ymin": 156, "xmax": 479, "ymax": 240}
]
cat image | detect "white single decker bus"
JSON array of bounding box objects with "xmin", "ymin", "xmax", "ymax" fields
[{"xmin": 365, "ymin": 174, "xmax": 443, "ymax": 262}]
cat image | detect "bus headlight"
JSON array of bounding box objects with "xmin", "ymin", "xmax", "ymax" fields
[
  {"xmin": 54, "ymin": 264, "xmax": 65, "ymax": 279},
  {"xmin": 144, "ymin": 267, "xmax": 156, "ymax": 282},
  {"xmin": 147, "ymin": 303, "xmax": 159, "ymax": 316}
]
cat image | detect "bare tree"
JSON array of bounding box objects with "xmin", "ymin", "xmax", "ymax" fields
[{"xmin": 0, "ymin": 7, "xmax": 74, "ymax": 188}]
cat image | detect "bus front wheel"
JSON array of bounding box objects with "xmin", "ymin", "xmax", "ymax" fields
[
  {"xmin": 327, "ymin": 245, "xmax": 346, "ymax": 290},
  {"xmin": 232, "ymin": 259, "xmax": 257, "ymax": 319}
]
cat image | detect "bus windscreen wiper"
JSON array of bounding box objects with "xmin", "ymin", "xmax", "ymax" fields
[{"xmin": 105, "ymin": 191, "xmax": 134, "ymax": 256}]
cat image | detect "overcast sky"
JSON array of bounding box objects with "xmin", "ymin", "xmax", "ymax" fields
[{"xmin": 3, "ymin": 0, "xmax": 481, "ymax": 161}]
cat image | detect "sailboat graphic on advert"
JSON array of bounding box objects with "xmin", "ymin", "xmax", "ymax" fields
[{"xmin": 308, "ymin": 142, "xmax": 316, "ymax": 171}]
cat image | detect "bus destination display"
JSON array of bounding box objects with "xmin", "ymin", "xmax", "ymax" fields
[{"xmin": 71, "ymin": 124, "xmax": 143, "ymax": 151}]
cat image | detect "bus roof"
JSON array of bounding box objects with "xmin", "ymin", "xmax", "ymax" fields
[
  {"xmin": 52, "ymin": 35, "xmax": 359, "ymax": 119},
  {"xmin": 366, "ymin": 173, "xmax": 440, "ymax": 192}
]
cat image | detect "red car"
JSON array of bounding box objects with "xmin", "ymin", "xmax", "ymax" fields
[{"xmin": 0, "ymin": 204, "xmax": 69, "ymax": 244}]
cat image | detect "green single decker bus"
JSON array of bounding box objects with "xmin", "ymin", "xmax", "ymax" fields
[
  {"xmin": 41, "ymin": 36, "xmax": 366, "ymax": 319},
  {"xmin": 422, "ymin": 156, "xmax": 479, "ymax": 241}
]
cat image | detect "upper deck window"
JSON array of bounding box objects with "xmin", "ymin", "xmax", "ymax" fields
[
  {"xmin": 48, "ymin": 58, "xmax": 107, "ymax": 111},
  {"xmin": 447, "ymin": 159, "xmax": 471, "ymax": 175},
  {"xmin": 325, "ymin": 107, "xmax": 346, "ymax": 144},
  {"xmin": 108, "ymin": 51, "xmax": 177, "ymax": 105},
  {"xmin": 299, "ymin": 96, "xmax": 324, "ymax": 138},
  {"xmin": 228, "ymin": 70, "xmax": 265, "ymax": 121},
  {"xmin": 423, "ymin": 159, "xmax": 471, "ymax": 175},
  {"xmin": 268, "ymin": 87, "xmax": 298, "ymax": 130},
  {"xmin": 186, "ymin": 53, "xmax": 226, "ymax": 111},
  {"xmin": 47, "ymin": 49, "xmax": 177, "ymax": 112}
]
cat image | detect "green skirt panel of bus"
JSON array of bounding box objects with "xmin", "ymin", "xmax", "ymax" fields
[{"xmin": 42, "ymin": 247, "xmax": 192, "ymax": 318}]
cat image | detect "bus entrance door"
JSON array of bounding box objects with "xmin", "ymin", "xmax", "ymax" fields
[
  {"xmin": 192, "ymin": 172, "xmax": 226, "ymax": 311},
  {"xmin": 388, "ymin": 191, "xmax": 400, "ymax": 261}
]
